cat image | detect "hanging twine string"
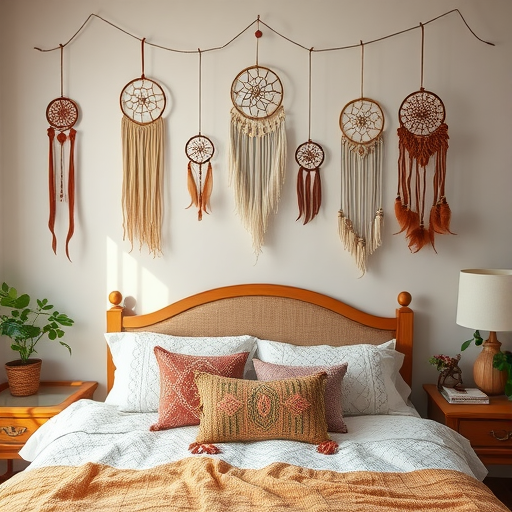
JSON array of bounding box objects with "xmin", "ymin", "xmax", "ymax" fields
[
  {"xmin": 34, "ymin": 9, "xmax": 494, "ymax": 56},
  {"xmin": 198, "ymin": 48, "xmax": 202, "ymax": 134},
  {"xmin": 308, "ymin": 48, "xmax": 312, "ymax": 141},
  {"xmin": 360, "ymin": 41, "xmax": 364, "ymax": 99},
  {"xmin": 420, "ymin": 23, "xmax": 425, "ymax": 89}
]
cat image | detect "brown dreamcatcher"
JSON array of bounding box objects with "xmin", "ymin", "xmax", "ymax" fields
[
  {"xmin": 46, "ymin": 44, "xmax": 79, "ymax": 261},
  {"xmin": 186, "ymin": 50, "xmax": 214, "ymax": 221},
  {"xmin": 229, "ymin": 23, "xmax": 287, "ymax": 256},
  {"xmin": 395, "ymin": 24, "xmax": 453, "ymax": 253},
  {"xmin": 120, "ymin": 38, "xmax": 167, "ymax": 257},
  {"xmin": 338, "ymin": 42, "xmax": 385, "ymax": 275},
  {"xmin": 296, "ymin": 49, "xmax": 324, "ymax": 224}
]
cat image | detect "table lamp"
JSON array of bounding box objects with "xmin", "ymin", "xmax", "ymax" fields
[{"xmin": 456, "ymin": 269, "xmax": 512, "ymax": 395}]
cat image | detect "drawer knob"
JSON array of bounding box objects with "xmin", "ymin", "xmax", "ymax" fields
[
  {"xmin": 490, "ymin": 429, "xmax": 512, "ymax": 441},
  {"xmin": 0, "ymin": 426, "xmax": 28, "ymax": 437}
]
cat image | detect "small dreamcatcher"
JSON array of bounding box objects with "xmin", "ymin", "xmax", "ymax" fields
[
  {"xmin": 395, "ymin": 23, "xmax": 453, "ymax": 253},
  {"xmin": 338, "ymin": 41, "xmax": 385, "ymax": 275},
  {"xmin": 229, "ymin": 20, "xmax": 287, "ymax": 256},
  {"xmin": 120, "ymin": 38, "xmax": 167, "ymax": 256},
  {"xmin": 295, "ymin": 49, "xmax": 324, "ymax": 224},
  {"xmin": 185, "ymin": 50, "xmax": 214, "ymax": 221},
  {"xmin": 46, "ymin": 44, "xmax": 79, "ymax": 261}
]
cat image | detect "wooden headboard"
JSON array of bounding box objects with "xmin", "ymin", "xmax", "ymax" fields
[{"xmin": 106, "ymin": 284, "xmax": 414, "ymax": 392}]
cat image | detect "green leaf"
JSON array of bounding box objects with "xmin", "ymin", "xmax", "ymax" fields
[
  {"xmin": 47, "ymin": 330, "xmax": 57, "ymax": 340},
  {"xmin": 8, "ymin": 287, "xmax": 18, "ymax": 299},
  {"xmin": 505, "ymin": 382, "xmax": 512, "ymax": 397},
  {"xmin": 13, "ymin": 294, "xmax": 30, "ymax": 309},
  {"xmin": 1, "ymin": 282, "xmax": 8, "ymax": 293},
  {"xmin": 461, "ymin": 339, "xmax": 472, "ymax": 351},
  {"xmin": 59, "ymin": 341, "xmax": 72, "ymax": 355}
]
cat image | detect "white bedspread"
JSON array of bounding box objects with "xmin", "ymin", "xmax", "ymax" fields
[{"xmin": 20, "ymin": 399, "xmax": 487, "ymax": 481}]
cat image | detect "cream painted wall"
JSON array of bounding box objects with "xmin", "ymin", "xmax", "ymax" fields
[{"xmin": 0, "ymin": 0, "xmax": 511, "ymax": 421}]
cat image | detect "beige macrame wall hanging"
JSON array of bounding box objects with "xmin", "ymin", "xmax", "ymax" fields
[
  {"xmin": 295, "ymin": 49, "xmax": 324, "ymax": 225},
  {"xmin": 186, "ymin": 49, "xmax": 214, "ymax": 221},
  {"xmin": 120, "ymin": 38, "xmax": 166, "ymax": 257},
  {"xmin": 46, "ymin": 44, "xmax": 79, "ymax": 262},
  {"xmin": 338, "ymin": 42, "xmax": 384, "ymax": 275},
  {"xmin": 395, "ymin": 24, "xmax": 454, "ymax": 253},
  {"xmin": 229, "ymin": 25, "xmax": 287, "ymax": 256}
]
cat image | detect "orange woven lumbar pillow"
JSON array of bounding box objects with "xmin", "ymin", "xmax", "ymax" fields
[{"xmin": 192, "ymin": 371, "xmax": 338, "ymax": 454}]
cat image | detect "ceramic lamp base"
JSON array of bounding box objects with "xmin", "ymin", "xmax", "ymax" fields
[{"xmin": 473, "ymin": 333, "xmax": 507, "ymax": 395}]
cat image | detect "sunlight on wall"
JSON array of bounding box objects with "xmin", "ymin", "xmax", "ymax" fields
[{"xmin": 106, "ymin": 237, "xmax": 169, "ymax": 314}]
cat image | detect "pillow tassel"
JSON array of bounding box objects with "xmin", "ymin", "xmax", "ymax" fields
[
  {"xmin": 189, "ymin": 442, "xmax": 221, "ymax": 455},
  {"xmin": 316, "ymin": 440, "xmax": 339, "ymax": 455}
]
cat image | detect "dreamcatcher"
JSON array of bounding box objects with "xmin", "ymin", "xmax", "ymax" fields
[
  {"xmin": 295, "ymin": 49, "xmax": 324, "ymax": 224},
  {"xmin": 46, "ymin": 44, "xmax": 79, "ymax": 261},
  {"xmin": 229, "ymin": 23, "xmax": 287, "ymax": 256},
  {"xmin": 395, "ymin": 23, "xmax": 453, "ymax": 253},
  {"xmin": 120, "ymin": 38, "xmax": 166, "ymax": 257},
  {"xmin": 338, "ymin": 42, "xmax": 385, "ymax": 275},
  {"xmin": 185, "ymin": 49, "xmax": 214, "ymax": 221}
]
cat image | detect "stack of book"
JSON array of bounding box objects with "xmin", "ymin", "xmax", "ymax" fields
[{"xmin": 440, "ymin": 386, "xmax": 489, "ymax": 404}]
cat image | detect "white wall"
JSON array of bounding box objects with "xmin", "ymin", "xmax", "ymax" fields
[{"xmin": 1, "ymin": 1, "xmax": 511, "ymax": 417}]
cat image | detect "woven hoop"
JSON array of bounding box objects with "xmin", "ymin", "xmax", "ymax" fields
[{"xmin": 5, "ymin": 359, "xmax": 42, "ymax": 396}]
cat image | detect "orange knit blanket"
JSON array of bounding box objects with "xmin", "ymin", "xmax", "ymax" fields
[{"xmin": 0, "ymin": 458, "xmax": 507, "ymax": 511}]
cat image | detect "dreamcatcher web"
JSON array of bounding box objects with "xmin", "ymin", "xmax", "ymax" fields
[
  {"xmin": 340, "ymin": 98, "xmax": 384, "ymax": 147},
  {"xmin": 295, "ymin": 141, "xmax": 324, "ymax": 170},
  {"xmin": 231, "ymin": 65, "xmax": 283, "ymax": 119},
  {"xmin": 121, "ymin": 77, "xmax": 166, "ymax": 125},
  {"xmin": 399, "ymin": 90, "xmax": 445, "ymax": 136},
  {"xmin": 186, "ymin": 135, "xmax": 214, "ymax": 165},
  {"xmin": 46, "ymin": 97, "xmax": 79, "ymax": 131}
]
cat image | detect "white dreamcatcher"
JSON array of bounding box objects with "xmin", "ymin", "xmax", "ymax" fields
[
  {"xmin": 339, "ymin": 41, "xmax": 385, "ymax": 275},
  {"xmin": 229, "ymin": 24, "xmax": 287, "ymax": 256},
  {"xmin": 120, "ymin": 38, "xmax": 167, "ymax": 256}
]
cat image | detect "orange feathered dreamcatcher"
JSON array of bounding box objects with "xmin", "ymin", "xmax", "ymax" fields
[
  {"xmin": 120, "ymin": 38, "xmax": 167, "ymax": 257},
  {"xmin": 229, "ymin": 23, "xmax": 287, "ymax": 256},
  {"xmin": 186, "ymin": 49, "xmax": 214, "ymax": 221},
  {"xmin": 46, "ymin": 44, "xmax": 79, "ymax": 261},
  {"xmin": 395, "ymin": 24, "xmax": 454, "ymax": 253},
  {"xmin": 338, "ymin": 42, "xmax": 385, "ymax": 275},
  {"xmin": 295, "ymin": 49, "xmax": 324, "ymax": 224}
]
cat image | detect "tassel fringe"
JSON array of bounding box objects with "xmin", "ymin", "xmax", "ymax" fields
[
  {"xmin": 229, "ymin": 106, "xmax": 287, "ymax": 256},
  {"xmin": 121, "ymin": 115, "xmax": 164, "ymax": 257},
  {"xmin": 188, "ymin": 442, "xmax": 221, "ymax": 455},
  {"xmin": 186, "ymin": 161, "xmax": 213, "ymax": 221},
  {"xmin": 338, "ymin": 135, "xmax": 384, "ymax": 275},
  {"xmin": 316, "ymin": 440, "xmax": 339, "ymax": 455}
]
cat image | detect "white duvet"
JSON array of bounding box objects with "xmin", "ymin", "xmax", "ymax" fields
[{"xmin": 20, "ymin": 399, "xmax": 487, "ymax": 481}]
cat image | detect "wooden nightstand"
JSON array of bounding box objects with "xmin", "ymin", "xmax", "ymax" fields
[
  {"xmin": 424, "ymin": 383, "xmax": 512, "ymax": 465},
  {"xmin": 0, "ymin": 380, "xmax": 97, "ymax": 481}
]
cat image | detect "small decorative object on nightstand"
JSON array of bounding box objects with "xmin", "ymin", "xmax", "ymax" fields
[
  {"xmin": 0, "ymin": 380, "xmax": 97, "ymax": 482},
  {"xmin": 424, "ymin": 383, "xmax": 512, "ymax": 465},
  {"xmin": 429, "ymin": 353, "xmax": 463, "ymax": 391}
]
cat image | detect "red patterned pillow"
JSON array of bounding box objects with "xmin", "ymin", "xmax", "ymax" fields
[
  {"xmin": 194, "ymin": 371, "xmax": 330, "ymax": 445},
  {"xmin": 253, "ymin": 359, "xmax": 348, "ymax": 433},
  {"xmin": 150, "ymin": 347, "xmax": 249, "ymax": 431}
]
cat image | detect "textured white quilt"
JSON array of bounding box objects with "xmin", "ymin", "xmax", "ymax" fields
[{"xmin": 20, "ymin": 399, "xmax": 487, "ymax": 481}]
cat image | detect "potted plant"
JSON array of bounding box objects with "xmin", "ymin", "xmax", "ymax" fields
[{"xmin": 0, "ymin": 282, "xmax": 74, "ymax": 396}]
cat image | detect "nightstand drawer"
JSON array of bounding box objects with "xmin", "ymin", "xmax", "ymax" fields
[
  {"xmin": 459, "ymin": 419, "xmax": 512, "ymax": 447},
  {"xmin": 0, "ymin": 417, "xmax": 44, "ymax": 445}
]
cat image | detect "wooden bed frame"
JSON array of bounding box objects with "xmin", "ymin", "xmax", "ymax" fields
[{"xmin": 106, "ymin": 284, "xmax": 414, "ymax": 393}]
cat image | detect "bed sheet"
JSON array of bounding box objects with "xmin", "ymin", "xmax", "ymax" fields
[{"xmin": 20, "ymin": 399, "xmax": 487, "ymax": 481}]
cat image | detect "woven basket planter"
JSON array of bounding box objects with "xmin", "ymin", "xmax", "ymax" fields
[{"xmin": 5, "ymin": 359, "xmax": 42, "ymax": 396}]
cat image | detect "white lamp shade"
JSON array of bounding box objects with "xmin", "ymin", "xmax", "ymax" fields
[{"xmin": 456, "ymin": 269, "xmax": 512, "ymax": 332}]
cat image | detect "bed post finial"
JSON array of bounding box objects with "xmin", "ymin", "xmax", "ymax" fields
[
  {"xmin": 397, "ymin": 291, "xmax": 412, "ymax": 308},
  {"xmin": 109, "ymin": 291, "xmax": 123, "ymax": 308}
]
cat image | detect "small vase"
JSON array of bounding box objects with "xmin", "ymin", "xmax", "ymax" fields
[{"xmin": 5, "ymin": 359, "xmax": 42, "ymax": 396}]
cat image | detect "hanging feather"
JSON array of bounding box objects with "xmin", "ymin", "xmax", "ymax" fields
[{"xmin": 295, "ymin": 141, "xmax": 324, "ymax": 224}]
